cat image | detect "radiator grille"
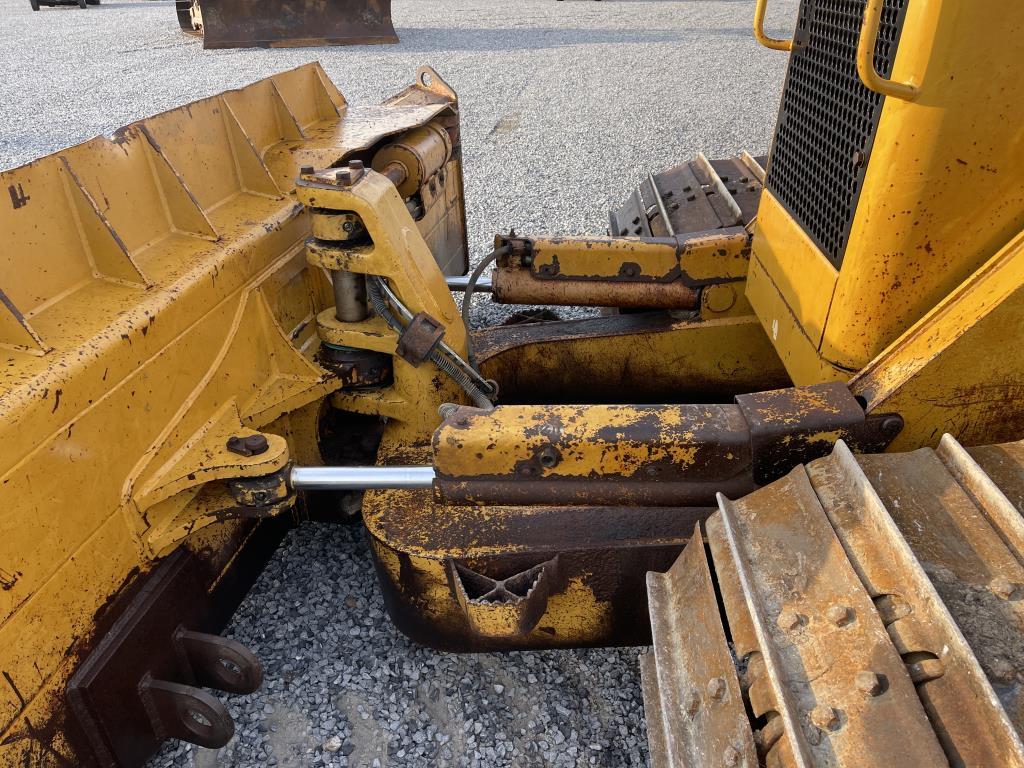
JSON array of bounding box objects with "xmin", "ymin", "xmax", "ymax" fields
[{"xmin": 765, "ymin": 0, "xmax": 909, "ymax": 267}]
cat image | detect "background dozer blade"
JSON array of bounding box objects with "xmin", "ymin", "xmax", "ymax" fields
[{"xmin": 198, "ymin": 0, "xmax": 398, "ymax": 49}]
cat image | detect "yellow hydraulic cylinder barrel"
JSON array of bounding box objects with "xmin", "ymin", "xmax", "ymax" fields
[{"xmin": 371, "ymin": 123, "xmax": 452, "ymax": 198}]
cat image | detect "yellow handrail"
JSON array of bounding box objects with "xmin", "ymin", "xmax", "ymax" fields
[
  {"xmin": 753, "ymin": 0, "xmax": 793, "ymax": 51},
  {"xmin": 857, "ymin": 0, "xmax": 918, "ymax": 100}
]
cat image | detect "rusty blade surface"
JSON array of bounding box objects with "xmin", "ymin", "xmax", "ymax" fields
[
  {"xmin": 808, "ymin": 441, "xmax": 1024, "ymax": 766},
  {"xmin": 200, "ymin": 0, "xmax": 398, "ymax": 49},
  {"xmin": 712, "ymin": 468, "xmax": 946, "ymax": 767},
  {"xmin": 643, "ymin": 525, "xmax": 757, "ymax": 768}
]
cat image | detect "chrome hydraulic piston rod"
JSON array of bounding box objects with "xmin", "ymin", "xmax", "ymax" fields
[
  {"xmin": 290, "ymin": 465, "xmax": 435, "ymax": 490},
  {"xmin": 445, "ymin": 275, "xmax": 492, "ymax": 293}
]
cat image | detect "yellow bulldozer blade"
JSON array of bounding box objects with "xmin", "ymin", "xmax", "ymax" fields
[
  {"xmin": 0, "ymin": 61, "xmax": 467, "ymax": 766},
  {"xmin": 176, "ymin": 0, "xmax": 398, "ymax": 49}
]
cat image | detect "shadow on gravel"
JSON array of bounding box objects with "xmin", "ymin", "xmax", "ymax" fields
[
  {"xmin": 390, "ymin": 25, "xmax": 764, "ymax": 52},
  {"xmin": 391, "ymin": 26, "xmax": 687, "ymax": 52}
]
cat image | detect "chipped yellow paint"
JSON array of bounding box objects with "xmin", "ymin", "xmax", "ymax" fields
[
  {"xmin": 435, "ymin": 404, "xmax": 722, "ymax": 478},
  {"xmin": 534, "ymin": 575, "xmax": 613, "ymax": 644},
  {"xmin": 528, "ymin": 236, "xmax": 679, "ymax": 280}
]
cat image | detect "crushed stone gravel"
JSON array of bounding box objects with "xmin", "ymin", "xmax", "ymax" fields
[{"xmin": 5, "ymin": 0, "xmax": 798, "ymax": 765}]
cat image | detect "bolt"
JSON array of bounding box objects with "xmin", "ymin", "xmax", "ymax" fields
[
  {"xmin": 852, "ymin": 149, "xmax": 866, "ymax": 168},
  {"xmin": 722, "ymin": 746, "xmax": 740, "ymax": 767},
  {"xmin": 906, "ymin": 657, "xmax": 944, "ymax": 684},
  {"xmin": 810, "ymin": 704, "xmax": 839, "ymax": 730},
  {"xmin": 226, "ymin": 434, "xmax": 269, "ymax": 457},
  {"xmin": 707, "ymin": 677, "xmax": 726, "ymax": 701},
  {"xmin": 335, "ymin": 169, "xmax": 352, "ymax": 185},
  {"xmin": 826, "ymin": 604, "xmax": 852, "ymax": 626},
  {"xmin": 342, "ymin": 220, "xmax": 355, "ymax": 233},
  {"xmin": 777, "ymin": 608, "xmax": 802, "ymax": 631},
  {"xmin": 300, "ymin": 165, "xmax": 315, "ymax": 175},
  {"xmin": 989, "ymin": 575, "xmax": 1015, "ymax": 600},
  {"xmin": 855, "ymin": 670, "xmax": 884, "ymax": 696},
  {"xmin": 683, "ymin": 688, "xmax": 700, "ymax": 718},
  {"xmin": 349, "ymin": 159, "xmax": 364, "ymax": 171}
]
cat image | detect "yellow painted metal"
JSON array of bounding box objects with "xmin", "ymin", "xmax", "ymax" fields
[
  {"xmin": 367, "ymin": 529, "xmax": 615, "ymax": 647},
  {"xmin": 299, "ymin": 167, "xmax": 469, "ymax": 442},
  {"xmin": 856, "ymin": 0, "xmax": 918, "ymax": 100},
  {"xmin": 528, "ymin": 236, "xmax": 680, "ymax": 280},
  {"xmin": 476, "ymin": 314, "xmax": 791, "ymax": 402},
  {"xmin": 0, "ymin": 62, "xmax": 467, "ymax": 762},
  {"xmin": 752, "ymin": 0, "xmax": 793, "ymax": 51},
  {"xmin": 515, "ymin": 229, "xmax": 750, "ymax": 285},
  {"xmin": 852, "ymin": 226, "xmax": 1024, "ymax": 450},
  {"xmin": 749, "ymin": 2, "xmax": 1024, "ymax": 380},
  {"xmin": 745, "ymin": 192, "xmax": 841, "ymax": 382},
  {"xmin": 434, "ymin": 404, "xmax": 741, "ymax": 479},
  {"xmin": 490, "ymin": 229, "xmax": 751, "ymax": 311}
]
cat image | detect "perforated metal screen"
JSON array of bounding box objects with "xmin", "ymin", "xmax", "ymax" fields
[{"xmin": 765, "ymin": 0, "xmax": 910, "ymax": 268}]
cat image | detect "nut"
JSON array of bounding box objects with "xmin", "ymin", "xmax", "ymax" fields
[
  {"xmin": 826, "ymin": 604, "xmax": 852, "ymax": 626},
  {"xmin": 226, "ymin": 434, "xmax": 270, "ymax": 457},
  {"xmin": 810, "ymin": 704, "xmax": 839, "ymax": 730},
  {"xmin": 300, "ymin": 165, "xmax": 315, "ymax": 175},
  {"xmin": 854, "ymin": 670, "xmax": 884, "ymax": 696},
  {"xmin": 707, "ymin": 677, "xmax": 726, "ymax": 701},
  {"xmin": 776, "ymin": 608, "xmax": 803, "ymax": 631}
]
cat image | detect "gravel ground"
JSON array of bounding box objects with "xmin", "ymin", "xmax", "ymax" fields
[{"xmin": 5, "ymin": 0, "xmax": 796, "ymax": 765}]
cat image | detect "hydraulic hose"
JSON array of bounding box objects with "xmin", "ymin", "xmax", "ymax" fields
[{"xmin": 460, "ymin": 246, "xmax": 509, "ymax": 367}]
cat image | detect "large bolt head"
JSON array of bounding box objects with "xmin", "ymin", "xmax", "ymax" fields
[
  {"xmin": 226, "ymin": 434, "xmax": 270, "ymax": 457},
  {"xmin": 855, "ymin": 670, "xmax": 884, "ymax": 696},
  {"xmin": 777, "ymin": 608, "xmax": 803, "ymax": 631},
  {"xmin": 826, "ymin": 604, "xmax": 852, "ymax": 626},
  {"xmin": 810, "ymin": 704, "xmax": 839, "ymax": 730}
]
